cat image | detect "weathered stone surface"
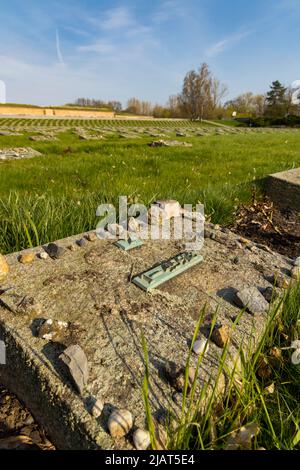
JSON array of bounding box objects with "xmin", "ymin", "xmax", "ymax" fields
[
  {"xmin": 267, "ymin": 167, "xmax": 300, "ymax": 211},
  {"xmin": 0, "ymin": 254, "xmax": 9, "ymax": 280},
  {"xmin": 235, "ymin": 287, "xmax": 269, "ymax": 314},
  {"xmin": 294, "ymin": 257, "xmax": 300, "ymax": 267},
  {"xmin": 108, "ymin": 409, "xmax": 133, "ymax": 438},
  {"xmin": 0, "ymin": 227, "xmax": 292, "ymax": 449},
  {"xmin": 59, "ymin": 344, "xmax": 89, "ymax": 394}
]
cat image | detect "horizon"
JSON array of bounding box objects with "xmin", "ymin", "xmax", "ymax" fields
[{"xmin": 0, "ymin": 0, "xmax": 299, "ymax": 107}]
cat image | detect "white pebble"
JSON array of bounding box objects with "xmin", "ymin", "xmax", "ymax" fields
[
  {"xmin": 108, "ymin": 409, "xmax": 133, "ymax": 438},
  {"xmin": 86, "ymin": 397, "xmax": 104, "ymax": 418},
  {"xmin": 39, "ymin": 251, "xmax": 49, "ymax": 259},
  {"xmin": 193, "ymin": 338, "xmax": 209, "ymax": 355},
  {"xmin": 133, "ymin": 429, "xmax": 151, "ymax": 450}
]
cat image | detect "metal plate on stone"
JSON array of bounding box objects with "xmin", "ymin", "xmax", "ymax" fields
[
  {"xmin": 114, "ymin": 238, "xmax": 143, "ymax": 251},
  {"xmin": 132, "ymin": 252, "xmax": 203, "ymax": 292}
]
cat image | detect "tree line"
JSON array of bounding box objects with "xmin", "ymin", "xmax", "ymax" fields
[{"xmin": 69, "ymin": 63, "xmax": 300, "ymax": 120}]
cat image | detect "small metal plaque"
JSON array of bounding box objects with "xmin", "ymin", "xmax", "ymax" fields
[
  {"xmin": 132, "ymin": 251, "xmax": 203, "ymax": 291},
  {"xmin": 114, "ymin": 238, "xmax": 144, "ymax": 251}
]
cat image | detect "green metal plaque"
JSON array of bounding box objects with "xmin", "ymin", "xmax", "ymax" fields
[
  {"xmin": 114, "ymin": 238, "xmax": 144, "ymax": 251},
  {"xmin": 132, "ymin": 251, "xmax": 203, "ymax": 292}
]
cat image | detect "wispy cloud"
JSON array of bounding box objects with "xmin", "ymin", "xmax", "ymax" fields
[
  {"xmin": 78, "ymin": 41, "xmax": 115, "ymax": 54},
  {"xmin": 98, "ymin": 6, "xmax": 134, "ymax": 31},
  {"xmin": 153, "ymin": 0, "xmax": 186, "ymax": 23},
  {"xmin": 205, "ymin": 30, "xmax": 253, "ymax": 57},
  {"xmin": 55, "ymin": 29, "xmax": 65, "ymax": 65}
]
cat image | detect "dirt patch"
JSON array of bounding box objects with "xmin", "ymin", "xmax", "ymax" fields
[
  {"xmin": 0, "ymin": 386, "xmax": 55, "ymax": 450},
  {"xmin": 232, "ymin": 195, "xmax": 300, "ymax": 258}
]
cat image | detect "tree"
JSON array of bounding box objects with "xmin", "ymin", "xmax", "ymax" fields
[
  {"xmin": 126, "ymin": 98, "xmax": 153, "ymax": 116},
  {"xmin": 178, "ymin": 63, "xmax": 227, "ymax": 120},
  {"xmin": 225, "ymin": 92, "xmax": 265, "ymax": 117},
  {"xmin": 265, "ymin": 81, "xmax": 287, "ymax": 116},
  {"xmin": 107, "ymin": 101, "xmax": 122, "ymax": 112}
]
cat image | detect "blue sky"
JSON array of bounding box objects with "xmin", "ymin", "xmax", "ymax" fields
[{"xmin": 0, "ymin": 0, "xmax": 299, "ymax": 106}]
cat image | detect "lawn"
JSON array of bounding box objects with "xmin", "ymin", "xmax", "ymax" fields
[{"xmin": 0, "ymin": 118, "xmax": 300, "ymax": 253}]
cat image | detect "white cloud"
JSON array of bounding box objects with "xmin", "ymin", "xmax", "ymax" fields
[
  {"xmin": 78, "ymin": 41, "xmax": 116, "ymax": 54},
  {"xmin": 99, "ymin": 6, "xmax": 133, "ymax": 31},
  {"xmin": 205, "ymin": 30, "xmax": 253, "ymax": 58},
  {"xmin": 55, "ymin": 29, "xmax": 65, "ymax": 65},
  {"xmin": 153, "ymin": 0, "xmax": 186, "ymax": 23}
]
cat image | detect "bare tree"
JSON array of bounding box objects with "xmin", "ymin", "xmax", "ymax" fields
[{"xmin": 178, "ymin": 63, "xmax": 226, "ymax": 120}]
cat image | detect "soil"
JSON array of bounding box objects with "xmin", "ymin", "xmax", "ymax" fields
[
  {"xmin": 0, "ymin": 386, "xmax": 54, "ymax": 450},
  {"xmin": 232, "ymin": 197, "xmax": 300, "ymax": 259}
]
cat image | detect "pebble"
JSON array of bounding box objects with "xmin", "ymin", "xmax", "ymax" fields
[
  {"xmin": 67, "ymin": 244, "xmax": 76, "ymax": 251},
  {"xmin": 45, "ymin": 243, "xmax": 66, "ymax": 259},
  {"xmin": 108, "ymin": 409, "xmax": 133, "ymax": 438},
  {"xmin": 37, "ymin": 319, "xmax": 69, "ymax": 342},
  {"xmin": 164, "ymin": 360, "xmax": 196, "ymax": 392},
  {"xmin": 0, "ymin": 253, "xmax": 9, "ymax": 280},
  {"xmin": 291, "ymin": 266, "xmax": 300, "ymax": 280},
  {"xmin": 262, "ymin": 286, "xmax": 278, "ymax": 303},
  {"xmin": 59, "ymin": 344, "xmax": 89, "ymax": 395},
  {"xmin": 107, "ymin": 223, "xmax": 125, "ymax": 238},
  {"xmin": 239, "ymin": 237, "xmax": 250, "ymax": 245},
  {"xmin": 133, "ymin": 429, "xmax": 151, "ymax": 450},
  {"xmin": 19, "ymin": 253, "xmax": 35, "ymax": 264},
  {"xmin": 85, "ymin": 232, "xmax": 98, "ymax": 242},
  {"xmin": 172, "ymin": 392, "xmax": 182, "ymax": 406},
  {"xmin": 193, "ymin": 338, "xmax": 209, "ymax": 355},
  {"xmin": 85, "ymin": 396, "xmax": 104, "ymax": 418},
  {"xmin": 268, "ymin": 273, "xmax": 289, "ymax": 289},
  {"xmin": 211, "ymin": 325, "xmax": 229, "ymax": 348},
  {"xmin": 77, "ymin": 238, "xmax": 87, "ymax": 248},
  {"xmin": 235, "ymin": 287, "xmax": 269, "ymax": 314},
  {"xmin": 39, "ymin": 251, "xmax": 49, "ymax": 260}
]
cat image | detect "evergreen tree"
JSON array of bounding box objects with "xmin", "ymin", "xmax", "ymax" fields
[{"xmin": 265, "ymin": 80, "xmax": 287, "ymax": 116}]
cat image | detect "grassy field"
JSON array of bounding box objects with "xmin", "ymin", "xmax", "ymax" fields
[{"xmin": 0, "ymin": 118, "xmax": 300, "ymax": 253}]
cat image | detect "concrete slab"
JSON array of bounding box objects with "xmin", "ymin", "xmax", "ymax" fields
[
  {"xmin": 267, "ymin": 167, "xmax": 300, "ymax": 211},
  {"xmin": 0, "ymin": 227, "xmax": 293, "ymax": 449}
]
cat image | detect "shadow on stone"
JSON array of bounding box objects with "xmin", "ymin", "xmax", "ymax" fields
[{"xmin": 217, "ymin": 287, "xmax": 238, "ymax": 307}]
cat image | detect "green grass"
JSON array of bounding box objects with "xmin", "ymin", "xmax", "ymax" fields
[
  {"xmin": 0, "ymin": 120, "xmax": 300, "ymax": 254},
  {"xmin": 142, "ymin": 281, "xmax": 300, "ymax": 450}
]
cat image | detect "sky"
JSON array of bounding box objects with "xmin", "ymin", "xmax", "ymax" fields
[{"xmin": 0, "ymin": 0, "xmax": 299, "ymax": 106}]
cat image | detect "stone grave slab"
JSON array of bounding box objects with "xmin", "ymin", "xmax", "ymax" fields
[{"xmin": 0, "ymin": 225, "xmax": 294, "ymax": 449}]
